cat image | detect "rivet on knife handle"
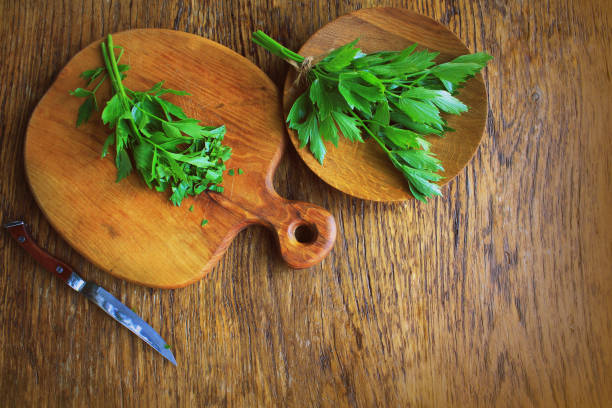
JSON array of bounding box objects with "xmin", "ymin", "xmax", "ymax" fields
[
  {"xmin": 4, "ymin": 220, "xmax": 74, "ymax": 283},
  {"xmin": 4, "ymin": 220, "xmax": 177, "ymax": 365}
]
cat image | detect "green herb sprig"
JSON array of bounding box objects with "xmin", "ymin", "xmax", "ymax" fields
[
  {"xmin": 253, "ymin": 31, "xmax": 491, "ymax": 202},
  {"xmin": 71, "ymin": 34, "xmax": 231, "ymax": 206}
]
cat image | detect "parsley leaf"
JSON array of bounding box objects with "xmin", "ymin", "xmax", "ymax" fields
[
  {"xmin": 76, "ymin": 96, "xmax": 95, "ymax": 127},
  {"xmin": 71, "ymin": 34, "xmax": 232, "ymax": 208},
  {"xmin": 115, "ymin": 149, "xmax": 133, "ymax": 182}
]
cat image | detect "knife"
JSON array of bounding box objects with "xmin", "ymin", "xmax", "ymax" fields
[{"xmin": 4, "ymin": 220, "xmax": 177, "ymax": 366}]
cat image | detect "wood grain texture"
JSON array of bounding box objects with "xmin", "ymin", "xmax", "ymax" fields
[
  {"xmin": 283, "ymin": 8, "xmax": 488, "ymax": 201},
  {"xmin": 1, "ymin": 0, "xmax": 611, "ymax": 407},
  {"xmin": 24, "ymin": 29, "xmax": 336, "ymax": 288}
]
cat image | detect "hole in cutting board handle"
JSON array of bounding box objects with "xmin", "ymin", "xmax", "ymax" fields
[
  {"xmin": 269, "ymin": 200, "xmax": 336, "ymax": 268},
  {"xmin": 292, "ymin": 223, "xmax": 318, "ymax": 244}
]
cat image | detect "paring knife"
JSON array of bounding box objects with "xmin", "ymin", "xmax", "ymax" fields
[{"xmin": 4, "ymin": 220, "xmax": 177, "ymax": 366}]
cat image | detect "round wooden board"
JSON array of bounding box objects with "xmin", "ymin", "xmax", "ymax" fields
[
  {"xmin": 25, "ymin": 29, "xmax": 336, "ymax": 288},
  {"xmin": 283, "ymin": 8, "xmax": 488, "ymax": 202}
]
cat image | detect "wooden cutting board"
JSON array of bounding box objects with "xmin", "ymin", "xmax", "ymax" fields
[
  {"xmin": 283, "ymin": 8, "xmax": 488, "ymax": 202},
  {"xmin": 24, "ymin": 29, "xmax": 336, "ymax": 289}
]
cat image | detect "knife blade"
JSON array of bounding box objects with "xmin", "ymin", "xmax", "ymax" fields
[{"xmin": 4, "ymin": 220, "xmax": 177, "ymax": 366}]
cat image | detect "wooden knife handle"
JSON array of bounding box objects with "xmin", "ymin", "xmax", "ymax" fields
[{"xmin": 4, "ymin": 221, "xmax": 74, "ymax": 282}]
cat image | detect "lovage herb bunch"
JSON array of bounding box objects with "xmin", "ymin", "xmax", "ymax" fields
[{"xmin": 253, "ymin": 31, "xmax": 491, "ymax": 202}]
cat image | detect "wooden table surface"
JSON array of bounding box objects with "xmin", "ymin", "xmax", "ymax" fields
[{"xmin": 1, "ymin": 1, "xmax": 610, "ymax": 406}]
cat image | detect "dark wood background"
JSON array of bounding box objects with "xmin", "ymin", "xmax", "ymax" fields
[{"xmin": 1, "ymin": 0, "xmax": 610, "ymax": 406}]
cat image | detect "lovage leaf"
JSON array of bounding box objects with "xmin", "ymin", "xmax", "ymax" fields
[
  {"xmin": 396, "ymin": 95, "xmax": 443, "ymax": 126},
  {"xmin": 403, "ymin": 88, "xmax": 467, "ymax": 114},
  {"xmin": 287, "ymin": 93, "xmax": 311, "ymax": 127},
  {"xmin": 431, "ymin": 62, "xmax": 485, "ymax": 85},
  {"xmin": 309, "ymin": 79, "xmax": 334, "ymax": 118},
  {"xmin": 321, "ymin": 39, "xmax": 360, "ymax": 72},
  {"xmin": 295, "ymin": 111, "xmax": 318, "ymax": 148},
  {"xmin": 331, "ymin": 111, "xmax": 362, "ymax": 142},
  {"xmin": 319, "ymin": 114, "xmax": 339, "ymax": 147}
]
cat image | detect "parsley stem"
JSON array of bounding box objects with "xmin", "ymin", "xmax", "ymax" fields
[
  {"xmin": 92, "ymin": 75, "xmax": 106, "ymax": 93},
  {"xmin": 101, "ymin": 35, "xmax": 141, "ymax": 141},
  {"xmin": 85, "ymin": 75, "xmax": 108, "ymax": 111},
  {"xmin": 100, "ymin": 43, "xmax": 122, "ymax": 103},
  {"xmin": 103, "ymin": 36, "xmax": 131, "ymax": 107},
  {"xmin": 132, "ymin": 104, "xmax": 186, "ymax": 129},
  {"xmin": 141, "ymin": 138, "xmax": 171, "ymax": 154}
]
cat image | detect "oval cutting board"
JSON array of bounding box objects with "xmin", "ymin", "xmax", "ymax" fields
[
  {"xmin": 283, "ymin": 8, "xmax": 488, "ymax": 202},
  {"xmin": 25, "ymin": 29, "xmax": 336, "ymax": 289}
]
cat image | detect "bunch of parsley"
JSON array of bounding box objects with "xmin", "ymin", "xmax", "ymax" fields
[
  {"xmin": 253, "ymin": 31, "xmax": 491, "ymax": 202},
  {"xmin": 71, "ymin": 34, "xmax": 231, "ymax": 206}
]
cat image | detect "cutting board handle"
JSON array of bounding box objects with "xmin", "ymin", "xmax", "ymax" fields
[
  {"xmin": 267, "ymin": 194, "xmax": 336, "ymax": 269},
  {"xmin": 251, "ymin": 186, "xmax": 337, "ymax": 269},
  {"xmin": 215, "ymin": 186, "xmax": 337, "ymax": 269}
]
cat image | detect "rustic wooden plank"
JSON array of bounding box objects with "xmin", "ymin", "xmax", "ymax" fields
[{"xmin": 0, "ymin": 0, "xmax": 610, "ymax": 406}]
